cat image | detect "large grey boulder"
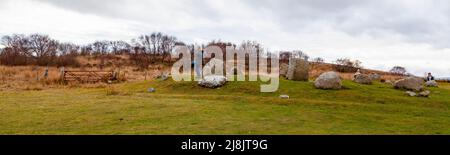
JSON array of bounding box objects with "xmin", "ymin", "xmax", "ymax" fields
[
  {"xmin": 314, "ymin": 72, "xmax": 342, "ymax": 90},
  {"xmin": 286, "ymin": 58, "xmax": 309, "ymax": 81},
  {"xmin": 198, "ymin": 75, "xmax": 227, "ymax": 88},
  {"xmin": 425, "ymin": 80, "xmax": 438, "ymax": 87},
  {"xmin": 394, "ymin": 77, "xmax": 424, "ymax": 91},
  {"xmin": 353, "ymin": 74, "xmax": 373, "ymax": 85}
]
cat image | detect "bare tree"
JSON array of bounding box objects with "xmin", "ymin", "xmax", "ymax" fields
[
  {"xmin": 58, "ymin": 43, "xmax": 79, "ymax": 56},
  {"xmin": 80, "ymin": 45, "xmax": 92, "ymax": 56},
  {"xmin": 28, "ymin": 34, "xmax": 59, "ymax": 65},
  {"xmin": 239, "ymin": 40, "xmax": 261, "ymax": 56},
  {"xmin": 334, "ymin": 58, "xmax": 362, "ymax": 72},
  {"xmin": 57, "ymin": 43, "xmax": 80, "ymax": 67},
  {"xmin": 390, "ymin": 66, "xmax": 407, "ymax": 75},
  {"xmin": 109, "ymin": 41, "xmax": 131, "ymax": 55},
  {"xmin": 0, "ymin": 34, "xmax": 30, "ymax": 65},
  {"xmin": 335, "ymin": 58, "xmax": 361, "ymax": 68},
  {"xmin": 136, "ymin": 32, "xmax": 178, "ymax": 63},
  {"xmin": 292, "ymin": 50, "xmax": 309, "ymax": 61},
  {"xmin": 1, "ymin": 34, "xmax": 30, "ymax": 54},
  {"xmin": 137, "ymin": 34, "xmax": 156, "ymax": 63},
  {"xmin": 91, "ymin": 41, "xmax": 109, "ymax": 55},
  {"xmin": 312, "ymin": 57, "xmax": 324, "ymax": 63},
  {"xmin": 160, "ymin": 35, "xmax": 177, "ymax": 63}
]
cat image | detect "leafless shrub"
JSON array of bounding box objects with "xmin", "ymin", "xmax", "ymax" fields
[{"xmin": 333, "ymin": 58, "xmax": 362, "ymax": 73}]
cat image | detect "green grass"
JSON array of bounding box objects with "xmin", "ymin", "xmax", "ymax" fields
[{"xmin": 1, "ymin": 79, "xmax": 450, "ymax": 135}]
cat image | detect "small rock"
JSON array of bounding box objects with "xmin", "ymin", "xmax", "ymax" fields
[
  {"xmin": 147, "ymin": 88, "xmax": 156, "ymax": 93},
  {"xmin": 160, "ymin": 75, "xmax": 169, "ymax": 81},
  {"xmin": 425, "ymin": 80, "xmax": 438, "ymax": 87},
  {"xmin": 418, "ymin": 90, "xmax": 431, "ymax": 97},
  {"xmin": 279, "ymin": 95, "xmax": 290, "ymax": 99},
  {"xmin": 405, "ymin": 91, "xmax": 417, "ymax": 97},
  {"xmin": 155, "ymin": 72, "xmax": 170, "ymax": 81},
  {"xmin": 385, "ymin": 80, "xmax": 393, "ymax": 85}
]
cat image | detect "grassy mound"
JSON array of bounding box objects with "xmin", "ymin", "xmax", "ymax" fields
[{"xmin": 0, "ymin": 79, "xmax": 449, "ymax": 134}]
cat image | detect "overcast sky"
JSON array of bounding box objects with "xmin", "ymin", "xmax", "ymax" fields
[{"xmin": 0, "ymin": 0, "xmax": 449, "ymax": 77}]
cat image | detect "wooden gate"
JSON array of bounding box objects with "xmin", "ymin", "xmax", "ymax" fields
[{"xmin": 63, "ymin": 71, "xmax": 115, "ymax": 83}]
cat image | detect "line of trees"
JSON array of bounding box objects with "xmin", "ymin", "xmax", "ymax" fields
[
  {"xmin": 389, "ymin": 66, "xmax": 407, "ymax": 75},
  {"xmin": 0, "ymin": 32, "xmax": 181, "ymax": 67},
  {"xmin": 2, "ymin": 33, "xmax": 374, "ymax": 73}
]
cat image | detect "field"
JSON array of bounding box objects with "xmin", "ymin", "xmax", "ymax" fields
[{"xmin": 1, "ymin": 78, "xmax": 449, "ymax": 135}]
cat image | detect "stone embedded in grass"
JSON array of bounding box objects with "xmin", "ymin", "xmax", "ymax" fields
[
  {"xmin": 198, "ymin": 75, "xmax": 227, "ymax": 89},
  {"xmin": 279, "ymin": 95, "xmax": 290, "ymax": 99},
  {"xmin": 405, "ymin": 91, "xmax": 417, "ymax": 97},
  {"xmin": 353, "ymin": 74, "xmax": 373, "ymax": 85},
  {"xmin": 147, "ymin": 88, "xmax": 156, "ymax": 93},
  {"xmin": 418, "ymin": 90, "xmax": 431, "ymax": 97},
  {"xmin": 425, "ymin": 80, "xmax": 438, "ymax": 87},
  {"xmin": 394, "ymin": 77, "xmax": 424, "ymax": 91},
  {"xmin": 314, "ymin": 71, "xmax": 342, "ymax": 90},
  {"xmin": 405, "ymin": 90, "xmax": 430, "ymax": 97}
]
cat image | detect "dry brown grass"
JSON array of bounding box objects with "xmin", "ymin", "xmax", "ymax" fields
[
  {"xmin": 0, "ymin": 65, "xmax": 170, "ymax": 90},
  {"xmin": 0, "ymin": 66, "xmax": 62, "ymax": 91}
]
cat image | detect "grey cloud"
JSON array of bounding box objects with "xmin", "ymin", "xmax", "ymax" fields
[
  {"xmin": 38, "ymin": 0, "xmax": 224, "ymax": 22},
  {"xmin": 240, "ymin": 0, "xmax": 450, "ymax": 48},
  {"xmin": 36, "ymin": 0, "xmax": 450, "ymax": 48}
]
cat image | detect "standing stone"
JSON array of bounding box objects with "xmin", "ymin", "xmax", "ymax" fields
[
  {"xmin": 279, "ymin": 63, "xmax": 289, "ymax": 77},
  {"xmin": 353, "ymin": 74, "xmax": 373, "ymax": 85},
  {"xmin": 394, "ymin": 77, "xmax": 425, "ymax": 91},
  {"xmin": 314, "ymin": 71, "xmax": 342, "ymax": 90},
  {"xmin": 286, "ymin": 58, "xmax": 309, "ymax": 81}
]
